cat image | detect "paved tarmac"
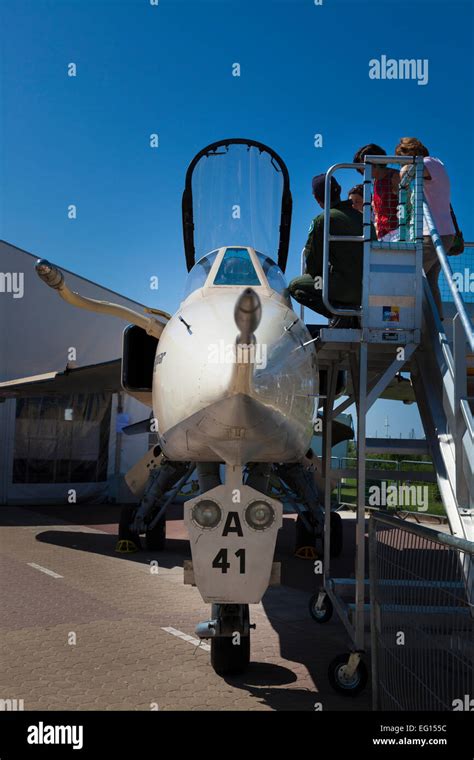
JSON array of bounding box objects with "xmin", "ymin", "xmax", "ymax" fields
[{"xmin": 0, "ymin": 504, "xmax": 372, "ymax": 711}]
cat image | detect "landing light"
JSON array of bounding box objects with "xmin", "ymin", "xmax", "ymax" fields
[
  {"xmin": 245, "ymin": 501, "xmax": 275, "ymax": 531},
  {"xmin": 192, "ymin": 500, "xmax": 222, "ymax": 529}
]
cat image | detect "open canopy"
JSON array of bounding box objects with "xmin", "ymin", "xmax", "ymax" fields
[{"xmin": 182, "ymin": 138, "xmax": 292, "ymax": 272}]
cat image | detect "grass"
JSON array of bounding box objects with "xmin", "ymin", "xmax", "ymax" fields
[{"xmin": 338, "ymin": 479, "xmax": 445, "ymax": 516}]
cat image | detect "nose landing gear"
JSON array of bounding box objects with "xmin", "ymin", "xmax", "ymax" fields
[{"xmin": 196, "ymin": 603, "xmax": 252, "ymax": 676}]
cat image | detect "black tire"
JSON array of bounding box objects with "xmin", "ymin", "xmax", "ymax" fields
[
  {"xmin": 329, "ymin": 511, "xmax": 343, "ymax": 558},
  {"xmin": 296, "ymin": 513, "xmax": 342, "ymax": 559},
  {"xmin": 327, "ymin": 654, "xmax": 368, "ymax": 696},
  {"xmin": 146, "ymin": 516, "xmax": 166, "ymax": 550},
  {"xmin": 118, "ymin": 505, "xmax": 141, "ymax": 549},
  {"xmin": 210, "ymin": 633, "xmax": 250, "ymax": 676},
  {"xmin": 295, "ymin": 514, "xmax": 317, "ymax": 550},
  {"xmin": 308, "ymin": 592, "xmax": 333, "ymax": 623},
  {"xmin": 210, "ymin": 603, "xmax": 251, "ymax": 676}
]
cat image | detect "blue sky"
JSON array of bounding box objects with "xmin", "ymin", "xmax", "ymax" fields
[{"xmin": 1, "ymin": 0, "xmax": 472, "ymax": 438}]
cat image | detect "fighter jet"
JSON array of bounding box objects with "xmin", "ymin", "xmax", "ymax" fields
[{"xmin": 0, "ymin": 139, "xmax": 404, "ymax": 675}]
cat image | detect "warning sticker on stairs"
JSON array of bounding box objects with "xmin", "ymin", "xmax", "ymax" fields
[{"xmin": 383, "ymin": 306, "xmax": 400, "ymax": 322}]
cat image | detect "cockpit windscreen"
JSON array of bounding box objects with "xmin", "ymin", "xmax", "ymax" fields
[{"xmin": 191, "ymin": 143, "xmax": 285, "ymax": 261}]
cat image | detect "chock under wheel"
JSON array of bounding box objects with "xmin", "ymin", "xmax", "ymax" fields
[
  {"xmin": 115, "ymin": 539, "xmax": 139, "ymax": 554},
  {"xmin": 295, "ymin": 545, "xmax": 317, "ymax": 560}
]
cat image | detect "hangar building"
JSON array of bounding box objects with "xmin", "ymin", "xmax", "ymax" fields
[{"xmin": 0, "ymin": 241, "xmax": 151, "ymax": 505}]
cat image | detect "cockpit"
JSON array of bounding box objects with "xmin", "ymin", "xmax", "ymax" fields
[
  {"xmin": 182, "ymin": 246, "xmax": 289, "ymax": 302},
  {"xmin": 214, "ymin": 248, "xmax": 260, "ymax": 286}
]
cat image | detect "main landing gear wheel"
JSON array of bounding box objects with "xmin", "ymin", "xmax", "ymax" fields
[
  {"xmin": 210, "ymin": 604, "xmax": 251, "ymax": 676},
  {"xmin": 295, "ymin": 514, "xmax": 319, "ymax": 559},
  {"xmin": 145, "ymin": 515, "xmax": 166, "ymax": 550},
  {"xmin": 308, "ymin": 592, "xmax": 333, "ymax": 623},
  {"xmin": 295, "ymin": 512, "xmax": 343, "ymax": 559},
  {"xmin": 327, "ymin": 653, "xmax": 368, "ymax": 696},
  {"xmin": 116, "ymin": 505, "xmax": 141, "ymax": 553}
]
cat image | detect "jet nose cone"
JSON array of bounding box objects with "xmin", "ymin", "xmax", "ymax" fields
[{"xmin": 234, "ymin": 288, "xmax": 262, "ymax": 344}]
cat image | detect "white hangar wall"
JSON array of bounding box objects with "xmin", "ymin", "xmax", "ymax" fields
[{"xmin": 0, "ymin": 241, "xmax": 151, "ymax": 505}]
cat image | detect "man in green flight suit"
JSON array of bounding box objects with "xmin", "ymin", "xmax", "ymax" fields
[{"xmin": 289, "ymin": 174, "xmax": 365, "ymax": 327}]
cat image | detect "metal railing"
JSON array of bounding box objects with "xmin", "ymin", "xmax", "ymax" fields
[
  {"xmin": 419, "ymin": 206, "xmax": 474, "ymax": 527},
  {"xmin": 321, "ymin": 155, "xmax": 424, "ymax": 320},
  {"xmin": 369, "ymin": 511, "xmax": 474, "ymax": 711},
  {"xmin": 439, "ymin": 242, "xmax": 474, "ymax": 305},
  {"xmin": 321, "ymin": 161, "xmax": 366, "ymax": 317},
  {"xmin": 423, "ymin": 205, "xmax": 474, "ymax": 352},
  {"xmin": 299, "ymin": 156, "xmax": 422, "ymax": 323}
]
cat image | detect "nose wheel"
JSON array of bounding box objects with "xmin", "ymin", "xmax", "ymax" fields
[
  {"xmin": 202, "ymin": 604, "xmax": 252, "ymax": 676},
  {"xmin": 211, "ymin": 628, "xmax": 250, "ymax": 676}
]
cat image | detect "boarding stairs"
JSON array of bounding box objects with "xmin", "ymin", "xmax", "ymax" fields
[{"xmin": 304, "ymin": 156, "xmax": 474, "ymax": 659}]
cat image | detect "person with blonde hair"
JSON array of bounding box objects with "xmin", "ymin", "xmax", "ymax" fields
[{"xmin": 395, "ymin": 137, "xmax": 455, "ymax": 319}]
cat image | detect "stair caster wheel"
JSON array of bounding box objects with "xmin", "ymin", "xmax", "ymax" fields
[
  {"xmin": 327, "ymin": 653, "xmax": 368, "ymax": 696},
  {"xmin": 309, "ymin": 592, "xmax": 333, "ymax": 623}
]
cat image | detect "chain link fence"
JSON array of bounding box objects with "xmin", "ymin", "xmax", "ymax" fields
[{"xmin": 369, "ymin": 512, "xmax": 474, "ymax": 710}]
